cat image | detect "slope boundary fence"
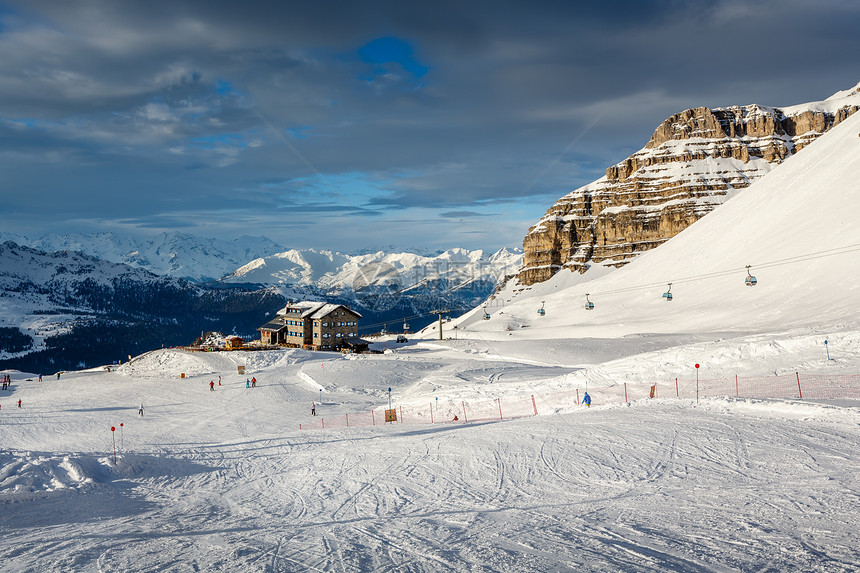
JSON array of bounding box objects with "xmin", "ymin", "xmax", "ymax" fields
[{"xmin": 298, "ymin": 371, "xmax": 860, "ymax": 430}]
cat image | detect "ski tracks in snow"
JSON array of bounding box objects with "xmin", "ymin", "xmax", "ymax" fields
[{"xmin": 3, "ymin": 397, "xmax": 860, "ymax": 571}]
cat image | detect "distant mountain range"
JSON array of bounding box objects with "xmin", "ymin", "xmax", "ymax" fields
[
  {"xmin": 222, "ymin": 246, "xmax": 522, "ymax": 307},
  {"xmin": 0, "ymin": 240, "xmax": 286, "ymax": 372},
  {"xmin": 0, "ymin": 232, "xmax": 286, "ymax": 282},
  {"xmin": 0, "ymin": 234, "xmax": 522, "ymax": 372}
]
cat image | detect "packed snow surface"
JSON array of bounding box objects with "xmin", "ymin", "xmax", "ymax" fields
[{"xmin": 1, "ymin": 335, "xmax": 859, "ymax": 571}]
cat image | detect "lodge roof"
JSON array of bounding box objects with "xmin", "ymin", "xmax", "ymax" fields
[
  {"xmin": 277, "ymin": 302, "xmax": 363, "ymax": 320},
  {"xmin": 257, "ymin": 319, "xmax": 288, "ymax": 332}
]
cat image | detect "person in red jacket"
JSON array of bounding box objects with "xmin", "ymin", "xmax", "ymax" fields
[{"xmin": 209, "ymin": 381, "xmax": 215, "ymax": 391}]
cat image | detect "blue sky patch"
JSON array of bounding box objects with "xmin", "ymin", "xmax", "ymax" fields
[
  {"xmin": 215, "ymin": 79, "xmax": 236, "ymax": 96},
  {"xmin": 358, "ymin": 37, "xmax": 428, "ymax": 79}
]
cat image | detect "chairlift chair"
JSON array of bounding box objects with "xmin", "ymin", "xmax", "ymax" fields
[
  {"xmin": 662, "ymin": 283, "xmax": 673, "ymax": 301},
  {"xmin": 537, "ymin": 301, "xmax": 546, "ymax": 316},
  {"xmin": 584, "ymin": 293, "xmax": 594, "ymax": 311},
  {"xmin": 745, "ymin": 265, "xmax": 757, "ymax": 287}
]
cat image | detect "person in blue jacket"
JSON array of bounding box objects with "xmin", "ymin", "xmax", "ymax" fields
[{"xmin": 582, "ymin": 392, "xmax": 591, "ymax": 407}]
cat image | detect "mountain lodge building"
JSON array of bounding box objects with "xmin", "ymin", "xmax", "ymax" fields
[{"xmin": 258, "ymin": 302, "xmax": 363, "ymax": 351}]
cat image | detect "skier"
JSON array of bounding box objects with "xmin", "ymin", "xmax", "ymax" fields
[
  {"xmin": 39, "ymin": 374, "xmax": 42, "ymax": 382},
  {"xmin": 582, "ymin": 392, "xmax": 591, "ymax": 407},
  {"xmin": 246, "ymin": 379, "xmax": 250, "ymax": 388},
  {"xmin": 209, "ymin": 380, "xmax": 215, "ymax": 391},
  {"xmin": 251, "ymin": 377, "xmax": 256, "ymax": 388},
  {"xmin": 138, "ymin": 402, "xmax": 144, "ymax": 416},
  {"xmin": 17, "ymin": 399, "xmax": 21, "ymax": 409},
  {"xmin": 311, "ymin": 402, "xmax": 316, "ymax": 416},
  {"xmin": 218, "ymin": 376, "xmax": 221, "ymax": 386},
  {"xmin": 57, "ymin": 372, "xmax": 61, "ymax": 380}
]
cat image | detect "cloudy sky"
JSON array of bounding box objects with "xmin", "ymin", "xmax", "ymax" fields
[{"xmin": 1, "ymin": 0, "xmax": 858, "ymax": 252}]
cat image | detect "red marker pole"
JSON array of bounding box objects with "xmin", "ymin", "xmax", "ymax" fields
[
  {"xmin": 110, "ymin": 426, "xmax": 117, "ymax": 465},
  {"xmin": 120, "ymin": 422, "xmax": 124, "ymax": 450},
  {"xmin": 695, "ymin": 364, "xmax": 700, "ymax": 404}
]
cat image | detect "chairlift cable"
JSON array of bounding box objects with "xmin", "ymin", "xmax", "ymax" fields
[{"xmin": 590, "ymin": 241, "xmax": 860, "ymax": 297}]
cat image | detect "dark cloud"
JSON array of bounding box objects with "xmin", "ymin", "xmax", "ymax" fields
[{"xmin": 1, "ymin": 0, "xmax": 858, "ymax": 251}]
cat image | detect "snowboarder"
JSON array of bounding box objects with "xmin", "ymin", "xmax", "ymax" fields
[
  {"xmin": 582, "ymin": 392, "xmax": 591, "ymax": 407},
  {"xmin": 138, "ymin": 403, "xmax": 144, "ymax": 416},
  {"xmin": 56, "ymin": 372, "xmax": 61, "ymax": 380},
  {"xmin": 246, "ymin": 379, "xmax": 250, "ymax": 388},
  {"xmin": 39, "ymin": 374, "xmax": 42, "ymax": 382},
  {"xmin": 209, "ymin": 381, "xmax": 215, "ymax": 391},
  {"xmin": 453, "ymin": 415, "xmax": 459, "ymax": 421},
  {"xmin": 251, "ymin": 377, "xmax": 256, "ymax": 388},
  {"xmin": 311, "ymin": 402, "xmax": 316, "ymax": 416}
]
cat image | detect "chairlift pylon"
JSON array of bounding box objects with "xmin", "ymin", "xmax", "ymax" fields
[
  {"xmin": 745, "ymin": 265, "xmax": 757, "ymax": 287},
  {"xmin": 584, "ymin": 293, "xmax": 594, "ymax": 310},
  {"xmin": 662, "ymin": 283, "xmax": 673, "ymax": 302},
  {"xmin": 537, "ymin": 301, "xmax": 546, "ymax": 316}
]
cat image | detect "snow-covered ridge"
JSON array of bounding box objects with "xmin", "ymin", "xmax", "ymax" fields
[
  {"xmin": 221, "ymin": 246, "xmax": 523, "ymax": 292},
  {"xmin": 0, "ymin": 231, "xmax": 285, "ymax": 282},
  {"xmin": 0, "ymin": 231, "xmax": 524, "ymax": 295}
]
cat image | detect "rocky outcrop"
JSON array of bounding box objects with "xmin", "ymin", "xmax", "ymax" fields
[{"xmin": 518, "ymin": 84, "xmax": 860, "ymax": 285}]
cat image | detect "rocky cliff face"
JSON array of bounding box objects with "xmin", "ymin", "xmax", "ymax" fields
[{"xmin": 518, "ymin": 84, "xmax": 860, "ymax": 285}]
